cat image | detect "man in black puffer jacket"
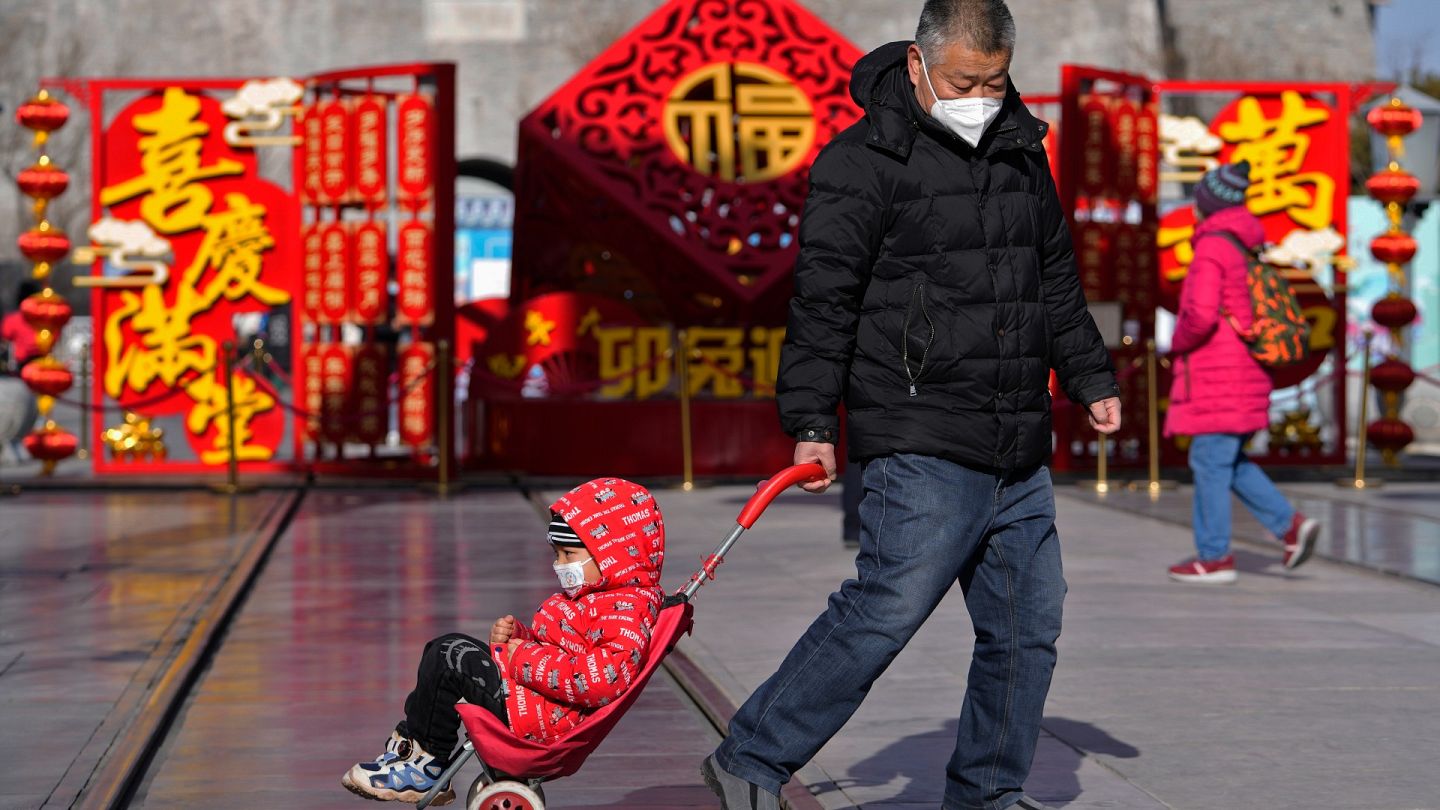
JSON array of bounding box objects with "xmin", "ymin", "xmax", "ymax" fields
[{"xmin": 702, "ymin": 3, "xmax": 1121, "ymax": 810}]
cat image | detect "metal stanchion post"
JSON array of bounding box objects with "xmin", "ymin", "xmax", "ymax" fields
[
  {"xmin": 211, "ymin": 341, "xmax": 255, "ymax": 495},
  {"xmin": 437, "ymin": 339, "xmax": 451, "ymax": 499},
  {"xmin": 1337, "ymin": 331, "xmax": 1381, "ymax": 489},
  {"xmin": 1128, "ymin": 338, "xmax": 1176, "ymax": 498},
  {"xmin": 677, "ymin": 329, "xmax": 694, "ymax": 492},
  {"xmin": 211, "ymin": 341, "xmax": 241, "ymax": 494},
  {"xmin": 1093, "ymin": 433, "xmax": 1109, "ymax": 494},
  {"xmin": 78, "ymin": 340, "xmax": 91, "ymax": 461}
]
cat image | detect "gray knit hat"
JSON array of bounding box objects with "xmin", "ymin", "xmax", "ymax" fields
[{"xmin": 1194, "ymin": 160, "xmax": 1252, "ymax": 216}]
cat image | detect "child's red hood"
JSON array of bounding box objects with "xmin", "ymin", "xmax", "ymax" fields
[{"xmin": 549, "ymin": 478, "xmax": 664, "ymax": 594}]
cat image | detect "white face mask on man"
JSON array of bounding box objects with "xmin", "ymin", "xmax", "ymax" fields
[{"xmin": 919, "ymin": 51, "xmax": 1002, "ymax": 148}]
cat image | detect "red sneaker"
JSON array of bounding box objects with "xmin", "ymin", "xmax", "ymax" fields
[
  {"xmin": 1168, "ymin": 555, "xmax": 1237, "ymax": 584},
  {"xmin": 1281, "ymin": 513, "xmax": 1320, "ymax": 570}
]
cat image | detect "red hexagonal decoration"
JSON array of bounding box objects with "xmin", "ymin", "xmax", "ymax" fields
[{"xmin": 510, "ymin": 0, "xmax": 864, "ymax": 325}]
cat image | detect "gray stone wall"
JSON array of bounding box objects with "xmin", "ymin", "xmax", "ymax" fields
[
  {"xmin": 0, "ymin": 0, "xmax": 1377, "ymax": 300},
  {"xmin": 1161, "ymin": 0, "xmax": 1376, "ymax": 82}
]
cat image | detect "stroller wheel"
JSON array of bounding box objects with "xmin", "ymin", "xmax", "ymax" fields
[{"xmin": 469, "ymin": 780, "xmax": 545, "ymax": 810}]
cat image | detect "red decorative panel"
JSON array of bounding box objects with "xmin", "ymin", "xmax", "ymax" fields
[
  {"xmin": 399, "ymin": 342, "xmax": 435, "ymax": 447},
  {"xmin": 318, "ymin": 99, "xmax": 351, "ymax": 204},
  {"xmin": 319, "ymin": 343, "xmax": 353, "ymax": 445},
  {"xmin": 301, "ymin": 223, "xmax": 324, "ymax": 319},
  {"xmin": 318, "ymin": 221, "xmax": 350, "ymax": 324},
  {"xmin": 396, "ymin": 93, "xmax": 434, "ymax": 208},
  {"xmin": 302, "ymin": 343, "xmax": 324, "ymax": 439},
  {"xmin": 352, "ymin": 343, "xmax": 390, "ymax": 446},
  {"xmin": 396, "ymin": 220, "xmax": 434, "ymax": 326},
  {"xmin": 353, "ymin": 95, "xmax": 388, "ymax": 206},
  {"xmin": 352, "ymin": 220, "xmax": 388, "ymax": 325},
  {"xmin": 300, "ymin": 105, "xmax": 324, "ymax": 204}
]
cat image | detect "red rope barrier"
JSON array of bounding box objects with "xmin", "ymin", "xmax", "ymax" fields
[
  {"xmin": 689, "ymin": 350, "xmax": 773, "ymax": 393},
  {"xmin": 467, "ymin": 348, "xmax": 676, "ymax": 396}
]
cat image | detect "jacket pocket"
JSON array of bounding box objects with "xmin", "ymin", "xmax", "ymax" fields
[{"xmin": 902, "ymin": 282, "xmax": 936, "ymax": 396}]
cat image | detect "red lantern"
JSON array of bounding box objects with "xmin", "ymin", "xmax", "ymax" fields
[
  {"xmin": 1370, "ymin": 231, "xmax": 1418, "ymax": 265},
  {"xmin": 15, "ymin": 92, "xmax": 70, "ymax": 133},
  {"xmin": 17, "ymin": 162, "xmax": 70, "ymax": 200},
  {"xmin": 1366, "ymin": 417, "xmax": 1415, "ymax": 453},
  {"xmin": 17, "ymin": 225, "xmax": 70, "ymax": 264},
  {"xmin": 22, "ymin": 427, "xmax": 78, "ymax": 462},
  {"xmin": 1372, "ymin": 295, "xmax": 1418, "ymax": 330},
  {"xmin": 1365, "ymin": 168, "xmax": 1420, "ymax": 206},
  {"xmin": 20, "ymin": 359, "xmax": 74, "ymax": 397},
  {"xmin": 1367, "ymin": 99, "xmax": 1422, "ymax": 139},
  {"xmin": 20, "ymin": 290, "xmax": 73, "ymax": 332},
  {"xmin": 1369, "ymin": 359, "xmax": 1416, "ymax": 393}
]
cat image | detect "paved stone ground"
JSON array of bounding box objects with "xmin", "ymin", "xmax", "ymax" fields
[
  {"xmin": 656, "ymin": 478, "xmax": 1440, "ymax": 810},
  {"xmin": 0, "ymin": 490, "xmax": 292, "ymax": 809},
  {"xmin": 130, "ymin": 489, "xmax": 722, "ymax": 809},
  {"xmin": 14, "ymin": 476, "xmax": 1440, "ymax": 809},
  {"xmin": 1075, "ymin": 481, "xmax": 1440, "ymax": 585}
]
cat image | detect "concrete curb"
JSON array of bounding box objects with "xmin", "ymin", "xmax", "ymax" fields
[{"xmin": 665, "ymin": 648, "xmax": 828, "ymax": 810}]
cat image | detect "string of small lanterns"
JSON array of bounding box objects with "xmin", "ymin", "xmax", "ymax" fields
[
  {"xmin": 14, "ymin": 89, "xmax": 78, "ymax": 475},
  {"xmin": 1363, "ymin": 96, "xmax": 1424, "ymax": 466}
]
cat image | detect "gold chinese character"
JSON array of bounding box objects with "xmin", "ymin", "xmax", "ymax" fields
[
  {"xmin": 663, "ymin": 63, "xmax": 815, "ymax": 182},
  {"xmin": 100, "ymin": 88, "xmax": 245, "ymax": 234},
  {"xmin": 687, "ymin": 327, "xmax": 745, "ymax": 398},
  {"xmin": 1218, "ymin": 92, "xmax": 1334, "ymax": 230}
]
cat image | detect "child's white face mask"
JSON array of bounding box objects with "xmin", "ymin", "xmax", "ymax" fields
[
  {"xmin": 919, "ymin": 51, "xmax": 1002, "ymax": 148},
  {"xmin": 553, "ymin": 557, "xmax": 593, "ymax": 596}
]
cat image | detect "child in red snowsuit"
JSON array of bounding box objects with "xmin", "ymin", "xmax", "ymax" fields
[{"xmin": 343, "ymin": 478, "xmax": 666, "ymax": 805}]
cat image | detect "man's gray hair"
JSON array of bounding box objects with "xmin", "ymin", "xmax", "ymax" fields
[{"xmin": 916, "ymin": 0, "xmax": 1016, "ymax": 60}]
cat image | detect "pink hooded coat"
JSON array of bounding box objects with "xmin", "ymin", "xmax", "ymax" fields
[{"xmin": 1163, "ymin": 206, "xmax": 1273, "ymax": 437}]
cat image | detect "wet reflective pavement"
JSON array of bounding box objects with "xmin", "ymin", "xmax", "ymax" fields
[
  {"xmin": 129, "ymin": 489, "xmax": 721, "ymax": 809},
  {"xmin": 1067, "ymin": 481, "xmax": 1440, "ymax": 585},
  {"xmin": 8, "ymin": 476, "xmax": 1440, "ymax": 809},
  {"xmin": 0, "ymin": 491, "xmax": 293, "ymax": 809}
]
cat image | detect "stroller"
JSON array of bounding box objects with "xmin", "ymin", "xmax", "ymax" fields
[{"xmin": 417, "ymin": 463, "xmax": 826, "ymax": 810}]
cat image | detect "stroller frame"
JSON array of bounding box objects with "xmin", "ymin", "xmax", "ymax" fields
[{"xmin": 416, "ymin": 463, "xmax": 826, "ymax": 810}]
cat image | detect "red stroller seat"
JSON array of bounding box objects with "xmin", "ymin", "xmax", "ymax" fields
[
  {"xmin": 454, "ymin": 599, "xmax": 694, "ymax": 779},
  {"xmin": 417, "ymin": 463, "xmax": 824, "ymax": 810}
]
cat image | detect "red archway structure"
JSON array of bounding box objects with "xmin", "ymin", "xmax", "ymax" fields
[{"xmin": 469, "ymin": 0, "xmax": 864, "ymax": 477}]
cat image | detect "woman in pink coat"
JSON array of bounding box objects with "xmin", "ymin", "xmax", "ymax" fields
[{"xmin": 1163, "ymin": 161, "xmax": 1319, "ymax": 583}]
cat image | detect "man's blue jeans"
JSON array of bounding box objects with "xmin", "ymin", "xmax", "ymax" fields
[
  {"xmin": 1188, "ymin": 433, "xmax": 1294, "ymax": 561},
  {"xmin": 715, "ymin": 454, "xmax": 1066, "ymax": 810}
]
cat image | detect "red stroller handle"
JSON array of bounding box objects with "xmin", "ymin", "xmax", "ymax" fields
[{"xmin": 736, "ymin": 463, "xmax": 828, "ymax": 529}]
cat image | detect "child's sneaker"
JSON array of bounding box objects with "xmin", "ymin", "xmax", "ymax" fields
[
  {"xmin": 1281, "ymin": 512, "xmax": 1320, "ymax": 570},
  {"xmin": 342, "ymin": 736, "xmax": 455, "ymax": 805},
  {"xmin": 1167, "ymin": 554, "xmax": 1237, "ymax": 584}
]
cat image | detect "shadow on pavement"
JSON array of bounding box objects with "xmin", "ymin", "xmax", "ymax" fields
[{"xmin": 802, "ymin": 716, "xmax": 1141, "ymax": 808}]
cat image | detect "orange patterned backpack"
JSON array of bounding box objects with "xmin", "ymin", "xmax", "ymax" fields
[{"xmin": 1207, "ymin": 232, "xmax": 1310, "ymax": 368}]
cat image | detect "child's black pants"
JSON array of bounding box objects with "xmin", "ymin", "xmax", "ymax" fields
[{"xmin": 396, "ymin": 633, "xmax": 509, "ymax": 759}]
